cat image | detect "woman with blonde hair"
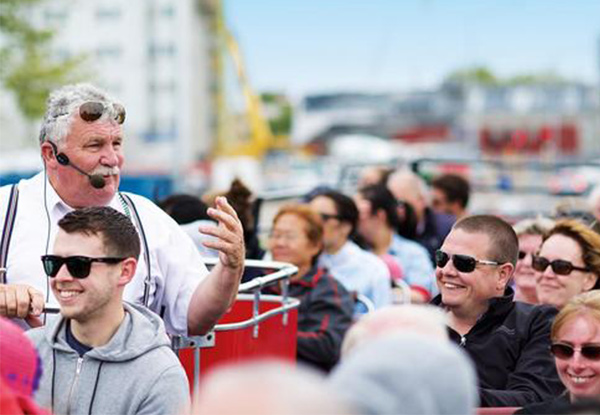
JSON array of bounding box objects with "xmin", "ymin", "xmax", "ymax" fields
[
  {"xmin": 518, "ymin": 291, "xmax": 600, "ymax": 413},
  {"xmin": 534, "ymin": 219, "xmax": 600, "ymax": 309}
]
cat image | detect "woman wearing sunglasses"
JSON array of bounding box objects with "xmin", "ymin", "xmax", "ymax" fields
[
  {"xmin": 518, "ymin": 291, "xmax": 600, "ymax": 414},
  {"xmin": 534, "ymin": 219, "xmax": 600, "ymax": 309},
  {"xmin": 512, "ymin": 217, "xmax": 554, "ymax": 304}
]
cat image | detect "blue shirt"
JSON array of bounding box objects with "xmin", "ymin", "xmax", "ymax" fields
[
  {"xmin": 318, "ymin": 241, "xmax": 392, "ymax": 309},
  {"xmin": 388, "ymin": 234, "xmax": 437, "ymax": 297}
]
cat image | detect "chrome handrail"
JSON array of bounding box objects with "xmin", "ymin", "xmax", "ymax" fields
[{"xmin": 214, "ymin": 294, "xmax": 300, "ymax": 332}]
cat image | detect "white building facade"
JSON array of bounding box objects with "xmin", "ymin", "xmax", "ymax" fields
[{"xmin": 0, "ymin": 0, "xmax": 213, "ymax": 177}]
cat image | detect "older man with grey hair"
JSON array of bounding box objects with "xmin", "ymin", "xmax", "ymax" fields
[{"xmin": 0, "ymin": 83, "xmax": 245, "ymax": 335}]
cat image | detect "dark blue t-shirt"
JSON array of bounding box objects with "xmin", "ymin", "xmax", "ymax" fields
[{"xmin": 66, "ymin": 321, "xmax": 93, "ymax": 356}]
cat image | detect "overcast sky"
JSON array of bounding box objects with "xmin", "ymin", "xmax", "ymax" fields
[{"xmin": 224, "ymin": 0, "xmax": 600, "ymax": 97}]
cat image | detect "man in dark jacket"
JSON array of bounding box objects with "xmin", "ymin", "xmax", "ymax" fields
[{"xmin": 431, "ymin": 214, "xmax": 564, "ymax": 407}]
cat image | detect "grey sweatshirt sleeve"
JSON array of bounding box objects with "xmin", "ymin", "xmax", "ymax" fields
[{"xmin": 136, "ymin": 365, "xmax": 190, "ymax": 415}]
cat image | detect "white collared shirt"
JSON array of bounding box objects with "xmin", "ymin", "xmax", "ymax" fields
[
  {"xmin": 318, "ymin": 241, "xmax": 392, "ymax": 308},
  {"xmin": 0, "ymin": 172, "xmax": 207, "ymax": 335}
]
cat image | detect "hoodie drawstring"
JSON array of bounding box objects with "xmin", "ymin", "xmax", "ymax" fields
[
  {"xmin": 51, "ymin": 349, "xmax": 56, "ymax": 412},
  {"xmin": 88, "ymin": 361, "xmax": 104, "ymax": 414}
]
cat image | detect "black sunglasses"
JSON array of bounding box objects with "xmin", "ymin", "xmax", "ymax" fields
[
  {"xmin": 550, "ymin": 343, "xmax": 600, "ymax": 361},
  {"xmin": 531, "ymin": 255, "xmax": 589, "ymax": 276},
  {"xmin": 41, "ymin": 255, "xmax": 125, "ymax": 279},
  {"xmin": 319, "ymin": 213, "xmax": 341, "ymax": 222},
  {"xmin": 435, "ymin": 250, "xmax": 501, "ymax": 273},
  {"xmin": 79, "ymin": 101, "xmax": 126, "ymax": 124}
]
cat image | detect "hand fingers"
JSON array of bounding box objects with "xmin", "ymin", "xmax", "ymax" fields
[
  {"xmin": 29, "ymin": 288, "xmax": 45, "ymax": 316},
  {"xmin": 215, "ymin": 196, "xmax": 240, "ymax": 220},
  {"xmin": 15, "ymin": 284, "xmax": 32, "ymax": 318},
  {"xmin": 0, "ymin": 288, "xmax": 7, "ymax": 316},
  {"xmin": 198, "ymin": 224, "xmax": 238, "ymax": 245},
  {"xmin": 206, "ymin": 206, "xmax": 242, "ymax": 234},
  {"xmin": 0, "ymin": 285, "xmax": 44, "ymax": 318}
]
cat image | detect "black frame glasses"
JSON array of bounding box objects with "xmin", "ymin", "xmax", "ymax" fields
[
  {"xmin": 41, "ymin": 255, "xmax": 126, "ymax": 279},
  {"xmin": 550, "ymin": 342, "xmax": 600, "ymax": 361},
  {"xmin": 79, "ymin": 101, "xmax": 126, "ymax": 124},
  {"xmin": 319, "ymin": 213, "xmax": 341, "ymax": 222},
  {"xmin": 531, "ymin": 255, "xmax": 589, "ymax": 276},
  {"xmin": 435, "ymin": 250, "xmax": 501, "ymax": 273}
]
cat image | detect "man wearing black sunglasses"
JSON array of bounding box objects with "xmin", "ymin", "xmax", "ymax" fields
[
  {"xmin": 0, "ymin": 83, "xmax": 245, "ymax": 337},
  {"xmin": 26, "ymin": 207, "xmax": 189, "ymax": 414},
  {"xmin": 431, "ymin": 215, "xmax": 564, "ymax": 407}
]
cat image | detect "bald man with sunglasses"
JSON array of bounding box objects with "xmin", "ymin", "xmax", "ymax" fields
[
  {"xmin": 431, "ymin": 215, "xmax": 564, "ymax": 408},
  {"xmin": 0, "ymin": 83, "xmax": 245, "ymax": 336}
]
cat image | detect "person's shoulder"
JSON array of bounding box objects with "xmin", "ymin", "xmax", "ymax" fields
[
  {"xmin": 514, "ymin": 301, "xmax": 559, "ymax": 320},
  {"xmin": 393, "ymin": 234, "xmax": 430, "ymax": 257}
]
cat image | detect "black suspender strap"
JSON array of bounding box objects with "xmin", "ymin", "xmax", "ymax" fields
[
  {"xmin": 119, "ymin": 193, "xmax": 152, "ymax": 307},
  {"xmin": 0, "ymin": 184, "xmax": 19, "ymax": 284}
]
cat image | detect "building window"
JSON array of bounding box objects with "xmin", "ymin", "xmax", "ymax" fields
[
  {"xmin": 96, "ymin": 46, "xmax": 122, "ymax": 59},
  {"xmin": 95, "ymin": 7, "xmax": 121, "ymax": 20},
  {"xmin": 148, "ymin": 44, "xmax": 176, "ymax": 58},
  {"xmin": 161, "ymin": 5, "xmax": 175, "ymax": 17}
]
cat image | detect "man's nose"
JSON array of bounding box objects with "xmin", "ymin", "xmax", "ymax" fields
[
  {"xmin": 100, "ymin": 146, "xmax": 120, "ymax": 167},
  {"xmin": 54, "ymin": 264, "xmax": 74, "ymax": 282}
]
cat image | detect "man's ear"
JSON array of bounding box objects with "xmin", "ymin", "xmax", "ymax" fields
[
  {"xmin": 497, "ymin": 262, "xmax": 514, "ymax": 291},
  {"xmin": 41, "ymin": 141, "xmax": 57, "ymax": 167},
  {"xmin": 118, "ymin": 258, "xmax": 137, "ymax": 287}
]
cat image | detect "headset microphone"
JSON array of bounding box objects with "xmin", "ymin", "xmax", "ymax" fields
[{"xmin": 50, "ymin": 143, "xmax": 106, "ymax": 189}]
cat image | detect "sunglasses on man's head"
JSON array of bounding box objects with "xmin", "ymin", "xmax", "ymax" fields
[
  {"xmin": 41, "ymin": 255, "xmax": 126, "ymax": 279},
  {"xmin": 79, "ymin": 101, "xmax": 126, "ymax": 124},
  {"xmin": 435, "ymin": 250, "xmax": 501, "ymax": 273},
  {"xmin": 550, "ymin": 342, "xmax": 600, "ymax": 361},
  {"xmin": 531, "ymin": 255, "xmax": 589, "ymax": 276}
]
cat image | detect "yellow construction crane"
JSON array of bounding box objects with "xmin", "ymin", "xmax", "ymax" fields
[{"xmin": 204, "ymin": 0, "xmax": 275, "ymax": 158}]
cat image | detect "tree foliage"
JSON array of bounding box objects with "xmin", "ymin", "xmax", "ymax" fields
[
  {"xmin": 0, "ymin": 0, "xmax": 85, "ymax": 121},
  {"xmin": 446, "ymin": 66, "xmax": 569, "ymax": 87}
]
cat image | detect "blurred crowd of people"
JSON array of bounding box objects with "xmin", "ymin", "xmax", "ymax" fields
[{"xmin": 4, "ymin": 83, "xmax": 600, "ymax": 415}]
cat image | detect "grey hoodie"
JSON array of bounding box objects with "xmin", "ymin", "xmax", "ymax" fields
[{"xmin": 27, "ymin": 302, "xmax": 190, "ymax": 415}]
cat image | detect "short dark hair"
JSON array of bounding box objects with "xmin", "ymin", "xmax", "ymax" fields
[
  {"xmin": 358, "ymin": 184, "xmax": 402, "ymax": 232},
  {"xmin": 431, "ymin": 174, "xmax": 470, "ymax": 209},
  {"xmin": 453, "ymin": 215, "xmax": 518, "ymax": 267},
  {"xmin": 158, "ymin": 194, "xmax": 210, "ymax": 225},
  {"xmin": 58, "ymin": 207, "xmax": 140, "ymax": 260},
  {"xmin": 307, "ymin": 190, "xmax": 359, "ymax": 234}
]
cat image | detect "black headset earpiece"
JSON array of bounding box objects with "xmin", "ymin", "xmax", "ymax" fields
[{"xmin": 48, "ymin": 141, "xmax": 70, "ymax": 166}]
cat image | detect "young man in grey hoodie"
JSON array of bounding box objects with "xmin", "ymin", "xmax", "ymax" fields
[{"xmin": 27, "ymin": 206, "xmax": 190, "ymax": 414}]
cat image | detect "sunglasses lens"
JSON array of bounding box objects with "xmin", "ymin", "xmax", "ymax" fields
[
  {"xmin": 551, "ymin": 343, "xmax": 574, "ymax": 359},
  {"xmin": 532, "ymin": 256, "xmax": 549, "ymax": 272},
  {"xmin": 551, "ymin": 260, "xmax": 574, "ymax": 276},
  {"xmin": 435, "ymin": 250, "xmax": 449, "ymax": 268},
  {"xmin": 65, "ymin": 257, "xmax": 92, "ymax": 279},
  {"xmin": 453, "ymin": 255, "xmax": 477, "ymax": 273},
  {"xmin": 582, "ymin": 346, "xmax": 600, "ymax": 360},
  {"xmin": 518, "ymin": 251, "xmax": 527, "ymax": 260},
  {"xmin": 79, "ymin": 102, "xmax": 104, "ymax": 122},
  {"xmin": 113, "ymin": 104, "xmax": 126, "ymax": 124},
  {"xmin": 41, "ymin": 256, "xmax": 61, "ymax": 277}
]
